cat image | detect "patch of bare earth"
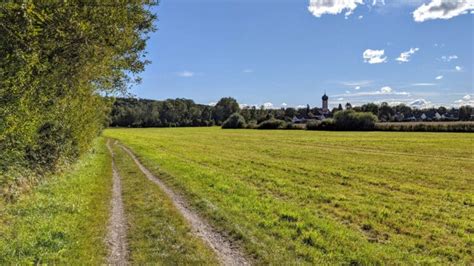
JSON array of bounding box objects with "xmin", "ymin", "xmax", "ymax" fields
[
  {"xmin": 119, "ymin": 143, "xmax": 249, "ymax": 266},
  {"xmin": 106, "ymin": 140, "xmax": 128, "ymax": 265}
]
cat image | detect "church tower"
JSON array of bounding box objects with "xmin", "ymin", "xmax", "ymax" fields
[{"xmin": 322, "ymin": 93, "xmax": 329, "ymax": 113}]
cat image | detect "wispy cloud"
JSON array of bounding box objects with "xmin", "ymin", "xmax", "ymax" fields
[
  {"xmin": 435, "ymin": 75, "xmax": 443, "ymax": 80},
  {"xmin": 440, "ymin": 55, "xmax": 458, "ymax": 62},
  {"xmin": 177, "ymin": 71, "xmax": 195, "ymax": 78},
  {"xmin": 396, "ymin": 48, "xmax": 419, "ymax": 63},
  {"xmin": 410, "ymin": 83, "xmax": 436, "ymax": 86},
  {"xmin": 243, "ymin": 69, "xmax": 254, "ymax": 73},
  {"xmin": 334, "ymin": 86, "xmax": 410, "ymax": 97},
  {"xmin": 338, "ymin": 80, "xmax": 373, "ymax": 87}
]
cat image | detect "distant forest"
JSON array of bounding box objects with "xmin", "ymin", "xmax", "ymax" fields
[{"xmin": 109, "ymin": 97, "xmax": 473, "ymax": 128}]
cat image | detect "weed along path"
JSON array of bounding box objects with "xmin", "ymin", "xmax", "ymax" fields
[
  {"xmin": 106, "ymin": 140, "xmax": 128, "ymax": 264},
  {"xmin": 118, "ymin": 143, "xmax": 249, "ymax": 266}
]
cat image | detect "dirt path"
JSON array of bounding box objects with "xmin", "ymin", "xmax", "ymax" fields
[
  {"xmin": 106, "ymin": 140, "xmax": 128, "ymax": 265},
  {"xmin": 118, "ymin": 144, "xmax": 249, "ymax": 266}
]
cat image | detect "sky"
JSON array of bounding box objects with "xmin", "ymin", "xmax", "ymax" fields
[{"xmin": 131, "ymin": 0, "xmax": 473, "ymax": 109}]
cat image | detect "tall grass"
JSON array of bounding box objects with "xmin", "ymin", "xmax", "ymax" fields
[{"xmin": 0, "ymin": 138, "xmax": 112, "ymax": 264}]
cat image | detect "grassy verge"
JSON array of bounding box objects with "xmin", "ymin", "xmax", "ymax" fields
[
  {"xmin": 111, "ymin": 141, "xmax": 218, "ymax": 264},
  {"xmin": 0, "ymin": 137, "xmax": 112, "ymax": 264},
  {"xmin": 104, "ymin": 127, "xmax": 474, "ymax": 264}
]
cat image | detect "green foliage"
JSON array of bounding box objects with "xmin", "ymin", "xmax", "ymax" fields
[
  {"xmin": 257, "ymin": 118, "xmax": 287, "ymax": 129},
  {"xmin": 0, "ymin": 2, "xmax": 156, "ymax": 195},
  {"xmin": 333, "ymin": 110, "xmax": 378, "ymax": 130},
  {"xmin": 0, "ymin": 138, "xmax": 112, "ymax": 263},
  {"xmin": 306, "ymin": 119, "xmax": 335, "ymax": 130},
  {"xmin": 110, "ymin": 97, "xmax": 214, "ymax": 127},
  {"xmin": 110, "ymin": 142, "xmax": 218, "ymax": 264},
  {"xmin": 212, "ymin": 97, "xmax": 240, "ymax": 125},
  {"xmin": 104, "ymin": 128, "xmax": 474, "ymax": 264},
  {"xmin": 222, "ymin": 113, "xmax": 247, "ymax": 129}
]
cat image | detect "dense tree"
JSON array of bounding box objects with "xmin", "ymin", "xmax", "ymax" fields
[
  {"xmin": 459, "ymin": 106, "xmax": 473, "ymax": 121},
  {"xmin": 360, "ymin": 103, "xmax": 379, "ymax": 116},
  {"xmin": 0, "ymin": 1, "xmax": 156, "ymax": 193},
  {"xmin": 110, "ymin": 98, "xmax": 214, "ymax": 127},
  {"xmin": 212, "ymin": 97, "xmax": 240, "ymax": 125}
]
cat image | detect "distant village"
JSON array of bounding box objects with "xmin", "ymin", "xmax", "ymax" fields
[{"xmin": 289, "ymin": 93, "xmax": 473, "ymax": 123}]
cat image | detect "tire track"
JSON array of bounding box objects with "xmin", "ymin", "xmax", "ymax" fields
[
  {"xmin": 106, "ymin": 140, "xmax": 128, "ymax": 265},
  {"xmin": 118, "ymin": 143, "xmax": 249, "ymax": 266}
]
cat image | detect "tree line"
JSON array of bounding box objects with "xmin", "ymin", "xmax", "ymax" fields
[{"xmin": 109, "ymin": 97, "xmax": 473, "ymax": 128}]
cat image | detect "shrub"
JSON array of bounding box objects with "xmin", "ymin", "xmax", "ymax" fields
[
  {"xmin": 222, "ymin": 113, "xmax": 247, "ymax": 129},
  {"xmin": 306, "ymin": 119, "xmax": 336, "ymax": 130},
  {"xmin": 333, "ymin": 110, "xmax": 378, "ymax": 130},
  {"xmin": 257, "ymin": 118, "xmax": 287, "ymax": 129},
  {"xmin": 284, "ymin": 123, "xmax": 305, "ymax": 130},
  {"xmin": 246, "ymin": 120, "xmax": 258, "ymax": 129}
]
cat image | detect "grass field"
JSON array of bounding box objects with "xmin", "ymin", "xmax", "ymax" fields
[
  {"xmin": 0, "ymin": 138, "xmax": 112, "ymax": 264},
  {"xmin": 104, "ymin": 127, "xmax": 474, "ymax": 264}
]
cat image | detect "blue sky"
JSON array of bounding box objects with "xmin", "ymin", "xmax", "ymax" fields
[{"xmin": 131, "ymin": 0, "xmax": 473, "ymax": 109}]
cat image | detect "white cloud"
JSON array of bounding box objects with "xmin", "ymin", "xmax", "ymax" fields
[
  {"xmin": 177, "ymin": 71, "xmax": 195, "ymax": 78},
  {"xmin": 454, "ymin": 94, "xmax": 474, "ymax": 106},
  {"xmin": 208, "ymin": 102, "xmax": 217, "ymax": 106},
  {"xmin": 372, "ymin": 0, "xmax": 385, "ymax": 5},
  {"xmin": 281, "ymin": 103, "xmax": 288, "ymax": 108},
  {"xmin": 263, "ymin": 102, "xmax": 274, "ymax": 109},
  {"xmin": 380, "ymin": 86, "xmax": 392, "ymax": 93},
  {"xmin": 363, "ymin": 49, "xmax": 387, "ymax": 64},
  {"xmin": 358, "ymin": 15, "xmax": 364, "ymax": 19},
  {"xmin": 355, "ymin": 86, "xmax": 361, "ymax": 90},
  {"xmin": 413, "ymin": 0, "xmax": 474, "ymax": 22},
  {"xmin": 455, "ymin": 66, "xmax": 462, "ymax": 71},
  {"xmin": 409, "ymin": 99, "xmax": 433, "ymax": 109},
  {"xmin": 334, "ymin": 86, "xmax": 410, "ymax": 97},
  {"xmin": 440, "ymin": 55, "xmax": 458, "ymax": 62},
  {"xmin": 296, "ymin": 105, "xmax": 307, "ymax": 109},
  {"xmin": 435, "ymin": 75, "xmax": 443, "ymax": 80},
  {"xmin": 396, "ymin": 47, "xmax": 419, "ymax": 63},
  {"xmin": 337, "ymin": 97, "xmax": 345, "ymax": 101},
  {"xmin": 308, "ymin": 0, "xmax": 365, "ymax": 18},
  {"xmin": 410, "ymin": 83, "xmax": 436, "ymax": 86},
  {"xmin": 243, "ymin": 69, "xmax": 254, "ymax": 73},
  {"xmin": 339, "ymin": 80, "xmax": 373, "ymax": 86}
]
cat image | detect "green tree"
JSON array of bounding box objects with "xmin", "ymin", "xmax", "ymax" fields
[
  {"xmin": 212, "ymin": 97, "xmax": 240, "ymax": 125},
  {"xmin": 0, "ymin": 1, "xmax": 156, "ymax": 193}
]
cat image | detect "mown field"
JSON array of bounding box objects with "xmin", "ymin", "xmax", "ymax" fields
[{"xmin": 105, "ymin": 127, "xmax": 474, "ymax": 264}]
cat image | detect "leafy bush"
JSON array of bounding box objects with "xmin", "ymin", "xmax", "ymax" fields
[
  {"xmin": 257, "ymin": 119, "xmax": 287, "ymax": 129},
  {"xmin": 0, "ymin": 2, "xmax": 155, "ymax": 198},
  {"xmin": 222, "ymin": 113, "xmax": 247, "ymax": 129},
  {"xmin": 306, "ymin": 119, "xmax": 335, "ymax": 130},
  {"xmin": 246, "ymin": 120, "xmax": 258, "ymax": 129},
  {"xmin": 284, "ymin": 123, "xmax": 305, "ymax": 130},
  {"xmin": 333, "ymin": 110, "xmax": 378, "ymax": 130}
]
